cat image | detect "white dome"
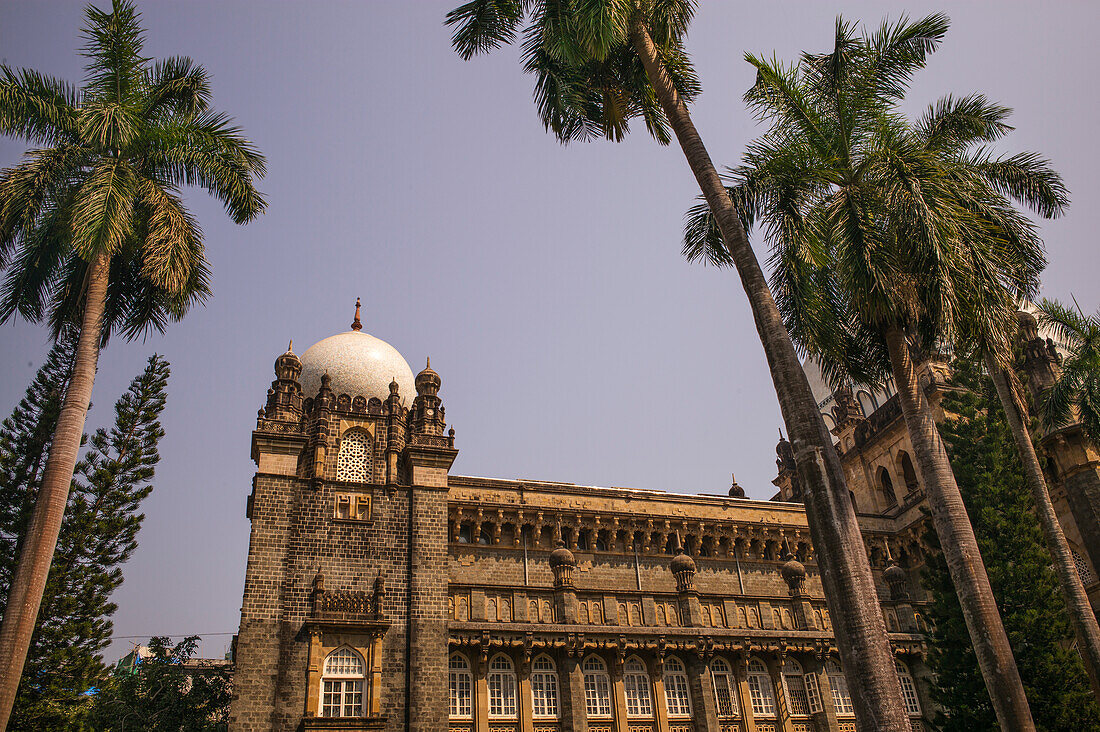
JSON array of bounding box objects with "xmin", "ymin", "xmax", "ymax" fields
[{"xmin": 299, "ymin": 330, "xmax": 416, "ymax": 405}]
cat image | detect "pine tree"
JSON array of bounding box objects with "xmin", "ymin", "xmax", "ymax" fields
[
  {"xmin": 923, "ymin": 359, "xmax": 1100, "ymax": 731},
  {"xmin": 0, "ymin": 350, "xmax": 170, "ymax": 730}
]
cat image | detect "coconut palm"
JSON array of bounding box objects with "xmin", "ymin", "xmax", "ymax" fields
[
  {"xmin": 1037, "ymin": 299, "xmax": 1100, "ymax": 442},
  {"xmin": 445, "ymin": 2, "xmax": 913, "ymax": 725},
  {"xmin": 681, "ymin": 17, "xmax": 1066, "ymax": 728},
  {"xmin": 0, "ymin": 1, "xmax": 265, "ymax": 722}
]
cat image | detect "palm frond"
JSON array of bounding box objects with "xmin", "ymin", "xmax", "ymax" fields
[
  {"xmin": 80, "ymin": 0, "xmax": 148, "ymax": 105},
  {"xmin": 445, "ymin": 0, "xmax": 528, "ymax": 60},
  {"xmin": 0, "ymin": 66, "xmax": 80, "ymax": 145},
  {"xmin": 142, "ymin": 56, "xmax": 211, "ymax": 119}
]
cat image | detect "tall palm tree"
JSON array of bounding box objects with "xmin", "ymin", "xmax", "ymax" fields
[
  {"xmin": 445, "ymin": 3, "xmax": 913, "ymax": 726},
  {"xmin": 0, "ymin": 1, "xmax": 265, "ymax": 723},
  {"xmin": 1037, "ymin": 299, "xmax": 1100, "ymax": 442},
  {"xmin": 681, "ymin": 17, "xmax": 1062, "ymax": 729}
]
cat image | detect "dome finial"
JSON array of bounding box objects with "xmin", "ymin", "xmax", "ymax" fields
[
  {"xmin": 351, "ymin": 297, "xmax": 362, "ymax": 331},
  {"xmin": 287, "ymin": 340, "xmax": 294, "ymax": 353}
]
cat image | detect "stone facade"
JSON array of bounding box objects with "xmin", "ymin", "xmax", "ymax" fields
[{"xmin": 230, "ymin": 313, "xmax": 1097, "ymax": 732}]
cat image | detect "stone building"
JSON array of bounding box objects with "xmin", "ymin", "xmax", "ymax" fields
[{"xmin": 229, "ymin": 305, "xmax": 1098, "ymax": 732}]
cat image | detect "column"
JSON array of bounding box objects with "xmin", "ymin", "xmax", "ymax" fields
[
  {"xmin": 764, "ymin": 655, "xmax": 793, "ymax": 732},
  {"xmin": 611, "ymin": 657, "xmax": 629, "ymax": 732},
  {"xmin": 476, "ymin": 650, "xmax": 490, "ymax": 732},
  {"xmin": 652, "ymin": 658, "xmax": 670, "ymax": 732},
  {"xmin": 561, "ymin": 655, "xmax": 590, "ymax": 732},
  {"xmin": 519, "ymin": 656, "xmax": 535, "ymax": 732},
  {"xmin": 688, "ymin": 656, "xmax": 720, "ymax": 732},
  {"xmin": 808, "ymin": 656, "xmax": 839, "ymax": 732},
  {"xmin": 733, "ymin": 655, "xmax": 756, "ymax": 732}
]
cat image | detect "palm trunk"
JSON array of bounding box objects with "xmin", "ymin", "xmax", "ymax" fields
[
  {"xmin": 985, "ymin": 352, "xmax": 1100, "ymax": 700},
  {"xmin": 0, "ymin": 249, "xmax": 110, "ymax": 729},
  {"xmin": 883, "ymin": 324, "xmax": 1035, "ymax": 730},
  {"xmin": 630, "ymin": 19, "xmax": 911, "ymax": 730}
]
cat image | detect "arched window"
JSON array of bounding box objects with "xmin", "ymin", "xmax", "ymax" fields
[
  {"xmin": 857, "ymin": 390, "xmax": 877, "ymax": 416},
  {"xmin": 710, "ymin": 657, "xmax": 740, "ymax": 718},
  {"xmin": 746, "ymin": 658, "xmax": 776, "ymax": 718},
  {"xmin": 899, "ymin": 452, "xmax": 919, "ymax": 493},
  {"xmin": 826, "ymin": 659, "xmax": 853, "ymax": 716},
  {"xmin": 663, "ymin": 657, "xmax": 692, "ymax": 717},
  {"xmin": 531, "ymin": 655, "xmax": 559, "ymax": 718},
  {"xmin": 781, "ymin": 659, "xmax": 810, "ymax": 717},
  {"xmin": 449, "ymin": 654, "xmax": 472, "ymax": 718},
  {"xmin": 487, "ymin": 654, "xmax": 517, "ymax": 718},
  {"xmin": 878, "ymin": 466, "xmax": 897, "ymax": 506},
  {"xmin": 582, "ymin": 656, "xmax": 612, "ymax": 718},
  {"xmin": 336, "ymin": 430, "xmax": 372, "ymax": 483},
  {"xmin": 1072, "ymin": 548, "xmax": 1096, "ymax": 585},
  {"xmin": 623, "ymin": 657, "xmax": 653, "ymax": 717},
  {"xmin": 896, "ymin": 661, "xmax": 922, "ymax": 716},
  {"xmin": 321, "ymin": 647, "xmax": 365, "ymax": 718}
]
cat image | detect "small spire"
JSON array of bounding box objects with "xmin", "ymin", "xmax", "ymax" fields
[
  {"xmin": 351, "ymin": 297, "xmax": 362, "ymax": 331},
  {"xmin": 286, "ymin": 340, "xmax": 294, "ymax": 353},
  {"xmin": 426, "ymin": 356, "xmax": 431, "ymax": 369},
  {"xmin": 778, "ymin": 427, "xmax": 785, "ymax": 440}
]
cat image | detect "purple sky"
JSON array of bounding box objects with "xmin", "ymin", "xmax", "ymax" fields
[{"xmin": 2, "ymin": 1, "xmax": 1098, "ymax": 663}]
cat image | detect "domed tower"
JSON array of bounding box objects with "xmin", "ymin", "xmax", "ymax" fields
[{"xmin": 232, "ymin": 301, "xmax": 457, "ymax": 732}]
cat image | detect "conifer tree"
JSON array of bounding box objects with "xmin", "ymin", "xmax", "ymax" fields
[
  {"xmin": 923, "ymin": 359, "xmax": 1100, "ymax": 731},
  {"xmin": 0, "ymin": 349, "xmax": 170, "ymax": 730}
]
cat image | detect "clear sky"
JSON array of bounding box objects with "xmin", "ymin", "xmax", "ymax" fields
[{"xmin": 1, "ymin": 1, "xmax": 1098, "ymax": 663}]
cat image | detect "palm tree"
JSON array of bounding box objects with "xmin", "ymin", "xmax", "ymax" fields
[
  {"xmin": 445, "ymin": 2, "xmax": 912, "ymax": 726},
  {"xmin": 1037, "ymin": 299, "xmax": 1100, "ymax": 442},
  {"xmin": 681, "ymin": 17, "xmax": 1061, "ymax": 728},
  {"xmin": 0, "ymin": 1, "xmax": 265, "ymax": 723}
]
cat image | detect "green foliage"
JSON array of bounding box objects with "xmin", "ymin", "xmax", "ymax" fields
[
  {"xmin": 89, "ymin": 636, "xmax": 231, "ymax": 731},
  {"xmin": 0, "ymin": 0, "xmax": 266, "ymax": 342},
  {"xmin": 681, "ymin": 14, "xmax": 1067, "ymax": 386},
  {"xmin": 446, "ymin": 0, "xmax": 700, "ymax": 145},
  {"xmin": 0, "ymin": 346, "xmax": 170, "ymax": 730},
  {"xmin": 1037, "ymin": 298, "xmax": 1100, "ymax": 443},
  {"xmin": 923, "ymin": 358, "xmax": 1100, "ymax": 731}
]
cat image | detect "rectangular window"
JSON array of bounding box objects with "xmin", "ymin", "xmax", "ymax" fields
[
  {"xmin": 624, "ymin": 675, "xmax": 652, "ymax": 716},
  {"xmin": 449, "ymin": 672, "xmax": 471, "ymax": 717},
  {"xmin": 785, "ymin": 676, "xmax": 810, "ymax": 716},
  {"xmin": 664, "ymin": 675, "xmax": 692, "ymax": 717},
  {"xmin": 321, "ymin": 679, "xmax": 363, "ymax": 717},
  {"xmin": 805, "ymin": 671, "xmax": 823, "ymax": 714},
  {"xmin": 488, "ymin": 673, "xmax": 517, "ymax": 717},
  {"xmin": 584, "ymin": 674, "xmax": 612, "ymax": 716},
  {"xmin": 899, "ymin": 674, "xmax": 922, "ymax": 716},
  {"xmin": 532, "ymin": 672, "xmax": 559, "ymax": 717}
]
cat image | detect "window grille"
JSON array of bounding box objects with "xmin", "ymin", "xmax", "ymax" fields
[
  {"xmin": 321, "ymin": 647, "xmax": 365, "ymax": 718},
  {"xmin": 746, "ymin": 658, "xmax": 776, "ymax": 717},
  {"xmin": 896, "ymin": 661, "xmax": 922, "ymax": 716},
  {"xmin": 336, "ymin": 430, "xmax": 372, "ymax": 483},
  {"xmin": 449, "ymin": 655, "xmax": 472, "ymax": 718},
  {"xmin": 710, "ymin": 658, "xmax": 740, "ymax": 718},
  {"xmin": 663, "ymin": 657, "xmax": 692, "ymax": 717},
  {"xmin": 826, "ymin": 660, "xmax": 854, "ymax": 715},
  {"xmin": 623, "ymin": 658, "xmax": 652, "ymax": 717},
  {"xmin": 1073, "ymin": 549, "xmax": 1096, "ymax": 585},
  {"xmin": 582, "ymin": 656, "xmax": 612, "ymax": 717},
  {"xmin": 531, "ymin": 655, "xmax": 559, "ymax": 718},
  {"xmin": 782, "ymin": 659, "xmax": 810, "ymax": 716},
  {"xmin": 488, "ymin": 654, "xmax": 517, "ymax": 717}
]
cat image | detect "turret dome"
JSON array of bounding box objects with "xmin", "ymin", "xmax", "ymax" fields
[{"xmin": 298, "ymin": 301, "xmax": 416, "ymax": 403}]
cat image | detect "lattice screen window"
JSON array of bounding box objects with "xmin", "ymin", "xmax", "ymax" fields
[
  {"xmin": 336, "ymin": 430, "xmax": 372, "ymax": 483},
  {"xmin": 1073, "ymin": 549, "xmax": 1096, "ymax": 585},
  {"xmin": 449, "ymin": 654, "xmax": 472, "ymax": 718},
  {"xmin": 663, "ymin": 657, "xmax": 692, "ymax": 717},
  {"xmin": 531, "ymin": 655, "xmax": 559, "ymax": 718},
  {"xmin": 623, "ymin": 657, "xmax": 653, "ymax": 717},
  {"xmin": 320, "ymin": 647, "xmax": 365, "ymax": 718},
  {"xmin": 896, "ymin": 661, "xmax": 922, "ymax": 716},
  {"xmin": 747, "ymin": 658, "xmax": 776, "ymax": 717},
  {"xmin": 710, "ymin": 657, "xmax": 740, "ymax": 718}
]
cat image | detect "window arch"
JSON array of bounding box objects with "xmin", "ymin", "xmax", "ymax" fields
[
  {"xmin": 781, "ymin": 659, "xmax": 811, "ymax": 717},
  {"xmin": 623, "ymin": 657, "xmax": 653, "ymax": 717},
  {"xmin": 663, "ymin": 656, "xmax": 692, "ymax": 717},
  {"xmin": 449, "ymin": 654, "xmax": 472, "ymax": 718},
  {"xmin": 899, "ymin": 451, "xmax": 919, "ymax": 493},
  {"xmin": 857, "ymin": 390, "xmax": 877, "ymax": 416},
  {"xmin": 710, "ymin": 657, "xmax": 740, "ymax": 718},
  {"xmin": 896, "ymin": 661, "xmax": 922, "ymax": 716},
  {"xmin": 488, "ymin": 654, "xmax": 518, "ymax": 718},
  {"xmin": 321, "ymin": 647, "xmax": 365, "ymax": 718},
  {"xmin": 746, "ymin": 658, "xmax": 776, "ymax": 718},
  {"xmin": 336, "ymin": 429, "xmax": 372, "ymax": 483},
  {"xmin": 826, "ymin": 659, "xmax": 854, "ymax": 716},
  {"xmin": 531, "ymin": 655, "xmax": 559, "ymax": 718},
  {"xmin": 583, "ymin": 656, "xmax": 613, "ymax": 717},
  {"xmin": 877, "ymin": 466, "xmax": 897, "ymax": 507}
]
